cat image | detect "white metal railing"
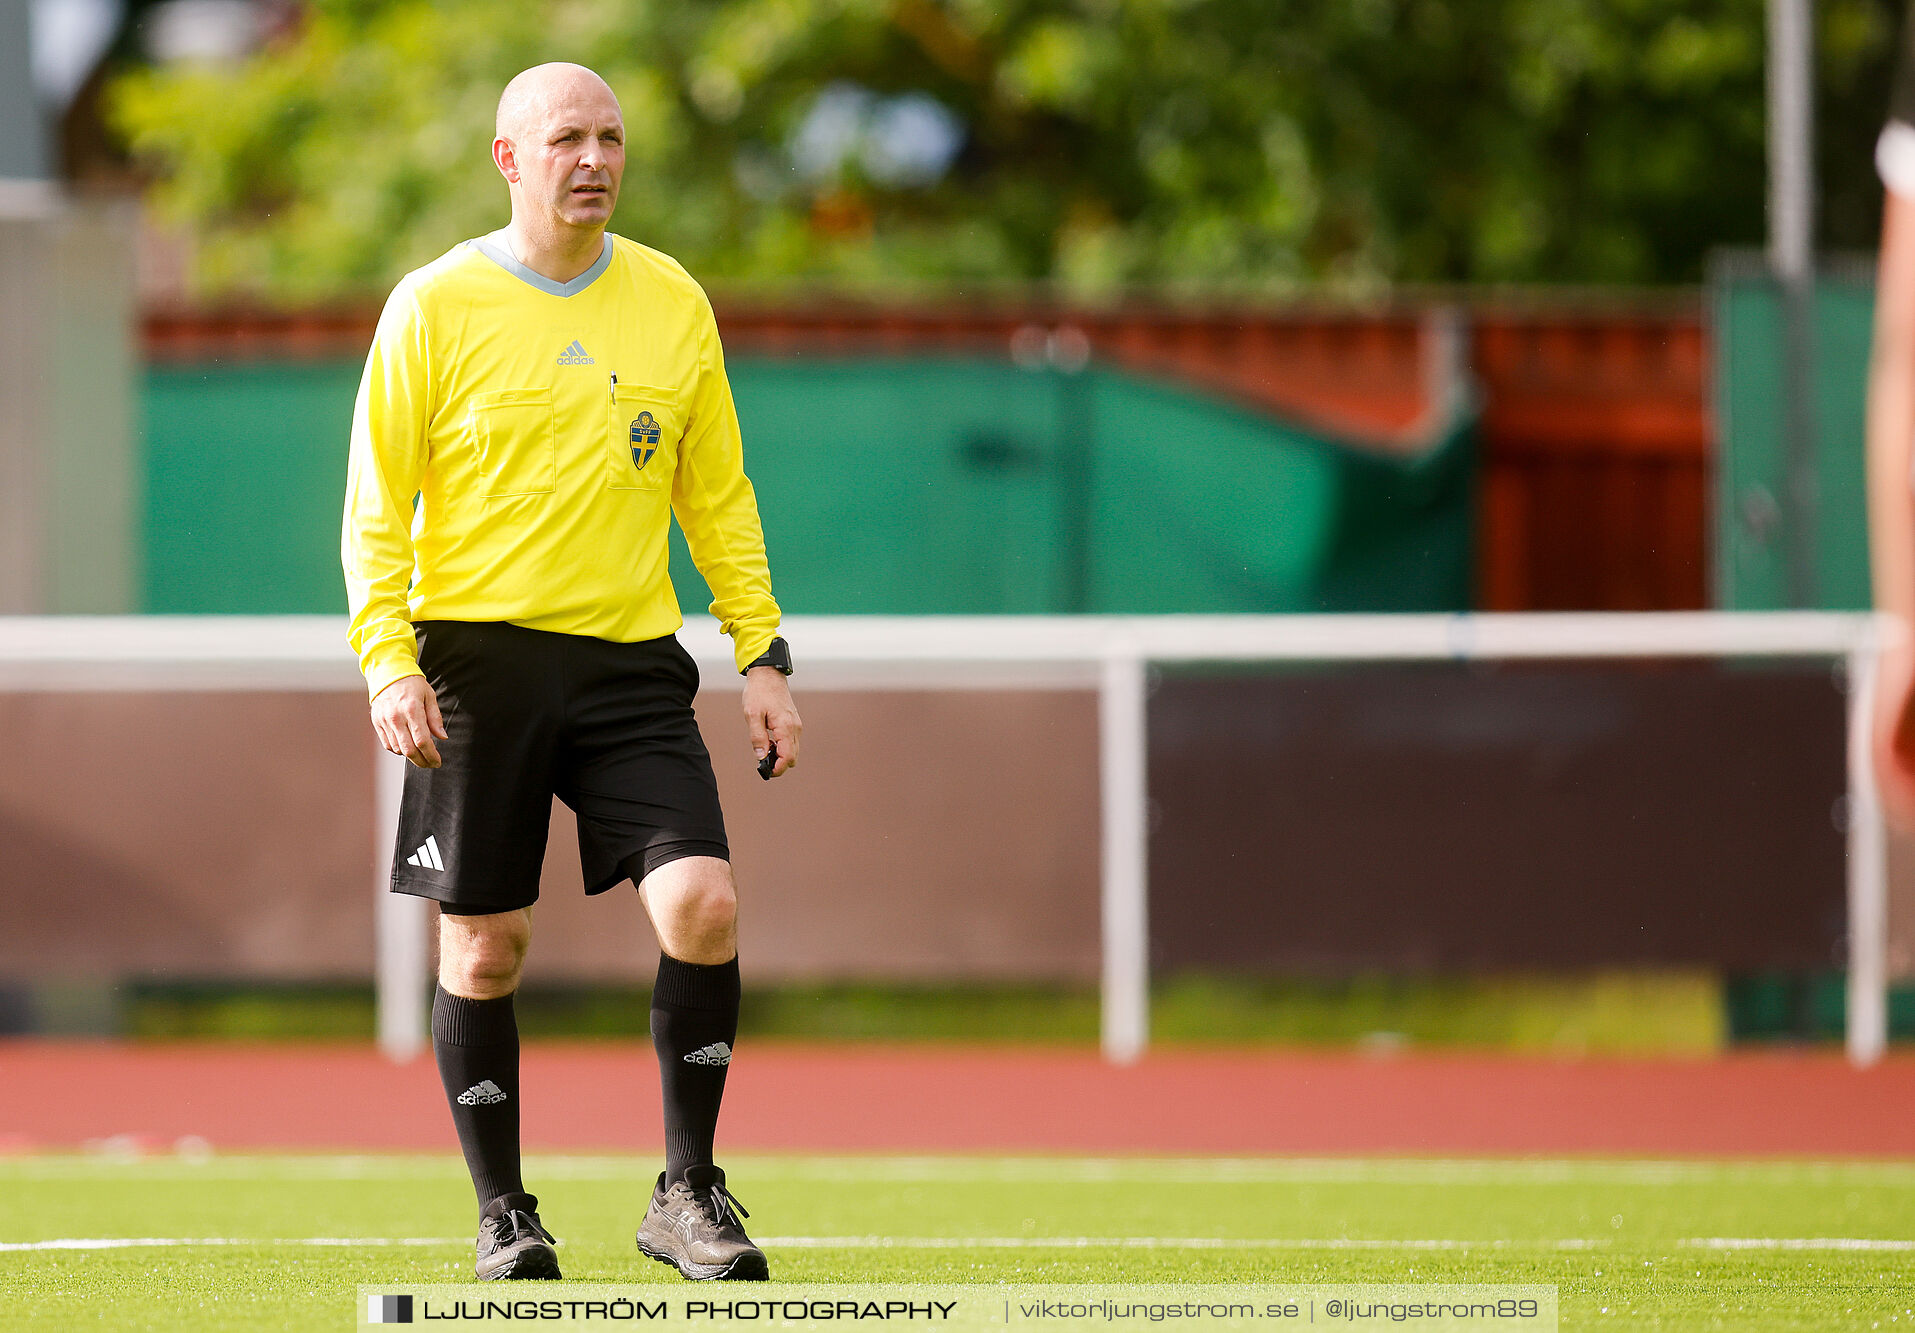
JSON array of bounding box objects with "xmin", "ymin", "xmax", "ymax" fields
[{"xmin": 0, "ymin": 611, "xmax": 1887, "ymax": 1066}]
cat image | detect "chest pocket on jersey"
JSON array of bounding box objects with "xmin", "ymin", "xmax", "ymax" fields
[
  {"xmin": 468, "ymin": 388, "xmax": 556, "ymax": 499},
  {"xmin": 608, "ymin": 384, "xmax": 683, "ymax": 493}
]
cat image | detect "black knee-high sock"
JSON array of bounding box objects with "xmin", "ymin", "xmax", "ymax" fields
[
  {"xmin": 650, "ymin": 954, "xmax": 741, "ymax": 1186},
  {"xmin": 432, "ymin": 985, "xmax": 524, "ymax": 1211}
]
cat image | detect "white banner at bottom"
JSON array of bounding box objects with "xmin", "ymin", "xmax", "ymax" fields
[{"xmin": 358, "ymin": 1283, "xmax": 1557, "ymax": 1331}]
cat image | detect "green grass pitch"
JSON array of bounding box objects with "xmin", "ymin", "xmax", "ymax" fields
[{"xmin": 0, "ymin": 1154, "xmax": 1911, "ymax": 1330}]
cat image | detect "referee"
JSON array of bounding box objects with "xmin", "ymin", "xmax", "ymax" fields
[{"xmin": 343, "ymin": 62, "xmax": 799, "ymax": 1283}]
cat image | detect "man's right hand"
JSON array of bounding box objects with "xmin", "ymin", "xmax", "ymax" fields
[{"xmin": 372, "ymin": 674, "xmax": 448, "ymax": 768}]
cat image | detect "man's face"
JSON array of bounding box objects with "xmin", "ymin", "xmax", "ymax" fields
[{"xmin": 502, "ymin": 79, "xmax": 625, "ymax": 231}]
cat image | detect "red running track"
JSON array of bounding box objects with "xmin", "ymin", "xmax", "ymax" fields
[{"xmin": 2, "ymin": 1041, "xmax": 1912, "ymax": 1157}]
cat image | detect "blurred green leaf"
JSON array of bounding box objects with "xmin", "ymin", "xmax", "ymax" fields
[{"xmin": 108, "ymin": 0, "xmax": 1899, "ymax": 301}]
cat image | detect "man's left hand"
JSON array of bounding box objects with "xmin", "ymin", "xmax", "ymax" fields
[{"xmin": 744, "ymin": 667, "xmax": 802, "ymax": 778}]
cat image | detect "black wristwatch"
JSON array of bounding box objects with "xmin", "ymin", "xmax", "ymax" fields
[{"xmin": 742, "ymin": 636, "xmax": 793, "ymax": 676}]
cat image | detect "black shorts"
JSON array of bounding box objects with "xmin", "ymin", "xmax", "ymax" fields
[{"xmin": 389, "ymin": 620, "xmax": 729, "ymax": 914}]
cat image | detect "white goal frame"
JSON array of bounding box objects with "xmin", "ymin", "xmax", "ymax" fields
[{"xmin": 0, "ymin": 611, "xmax": 1888, "ymax": 1067}]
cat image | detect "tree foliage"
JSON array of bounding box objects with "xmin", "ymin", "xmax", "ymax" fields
[{"xmin": 110, "ymin": 0, "xmax": 1900, "ymax": 302}]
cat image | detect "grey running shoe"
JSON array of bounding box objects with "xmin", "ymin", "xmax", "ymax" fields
[
  {"xmin": 635, "ymin": 1165, "xmax": 769, "ymax": 1281},
  {"xmin": 476, "ymin": 1192, "xmax": 561, "ymax": 1281}
]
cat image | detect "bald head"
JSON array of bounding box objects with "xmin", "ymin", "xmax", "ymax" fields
[
  {"xmin": 496, "ymin": 62, "xmax": 620, "ymax": 143},
  {"xmin": 491, "ymin": 62, "xmax": 625, "ymax": 245}
]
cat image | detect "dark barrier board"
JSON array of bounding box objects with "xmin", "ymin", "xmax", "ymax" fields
[{"xmin": 1149, "ymin": 660, "xmax": 1847, "ymax": 972}]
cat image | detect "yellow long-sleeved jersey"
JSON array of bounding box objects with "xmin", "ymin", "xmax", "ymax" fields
[{"xmin": 342, "ymin": 231, "xmax": 780, "ymax": 699}]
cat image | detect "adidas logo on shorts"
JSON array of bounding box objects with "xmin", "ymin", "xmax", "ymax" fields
[
  {"xmin": 457, "ymin": 1079, "xmax": 508, "ymax": 1105},
  {"xmin": 683, "ymin": 1042, "xmax": 732, "ymax": 1066},
  {"xmin": 405, "ymin": 836, "xmax": 445, "ymax": 872}
]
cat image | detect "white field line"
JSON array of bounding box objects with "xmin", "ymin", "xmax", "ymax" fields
[
  {"xmin": 8, "ymin": 1155, "xmax": 1915, "ymax": 1188},
  {"xmin": 756, "ymin": 1237, "xmax": 1608, "ymax": 1251},
  {"xmin": 0, "ymin": 1234, "xmax": 1602, "ymax": 1255},
  {"xmin": 1681, "ymin": 1238, "xmax": 1915, "ymax": 1252},
  {"xmin": 12, "ymin": 1234, "xmax": 1910, "ymax": 1254},
  {"xmin": 719, "ymin": 1157, "xmax": 1915, "ymax": 1188},
  {"xmin": 0, "ymin": 1237, "xmax": 460, "ymax": 1252}
]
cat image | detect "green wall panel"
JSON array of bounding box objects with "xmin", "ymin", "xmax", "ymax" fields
[
  {"xmin": 668, "ymin": 360, "xmax": 1471, "ymax": 618},
  {"xmin": 145, "ymin": 356, "xmax": 1473, "ymax": 617},
  {"xmin": 1711, "ymin": 261, "xmax": 1874, "ymax": 610},
  {"xmin": 692, "ymin": 359, "xmax": 1075, "ymax": 615},
  {"xmin": 144, "ymin": 361, "xmax": 362, "ymax": 614}
]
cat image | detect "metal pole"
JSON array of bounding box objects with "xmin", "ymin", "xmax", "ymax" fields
[
  {"xmin": 375, "ymin": 746, "xmax": 428, "ymax": 1061},
  {"xmin": 1768, "ymin": 0, "xmax": 1819, "ymax": 607},
  {"xmin": 1845, "ymin": 629, "xmax": 1890, "ymax": 1066},
  {"xmin": 1099, "ymin": 649, "xmax": 1149, "ymax": 1063}
]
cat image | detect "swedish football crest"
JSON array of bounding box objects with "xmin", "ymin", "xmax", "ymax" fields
[{"xmin": 629, "ymin": 412, "xmax": 661, "ymax": 471}]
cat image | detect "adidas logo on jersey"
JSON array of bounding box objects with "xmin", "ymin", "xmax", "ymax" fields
[
  {"xmin": 556, "ymin": 339, "xmax": 595, "ymax": 365},
  {"xmin": 405, "ymin": 835, "xmax": 445, "ymax": 872},
  {"xmin": 683, "ymin": 1042, "xmax": 732, "ymax": 1066},
  {"xmin": 457, "ymin": 1079, "xmax": 507, "ymax": 1105}
]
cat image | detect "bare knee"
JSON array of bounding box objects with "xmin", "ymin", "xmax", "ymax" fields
[
  {"xmin": 641, "ymin": 858, "xmax": 737, "ymax": 964},
  {"xmin": 677, "ymin": 876, "xmax": 738, "ymax": 947},
  {"xmin": 439, "ymin": 909, "xmax": 532, "ymax": 998}
]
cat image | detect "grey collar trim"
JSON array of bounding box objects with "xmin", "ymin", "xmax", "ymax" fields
[{"xmin": 468, "ymin": 231, "xmax": 613, "ymax": 297}]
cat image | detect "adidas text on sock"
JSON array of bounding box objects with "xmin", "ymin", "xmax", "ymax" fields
[
  {"xmin": 651, "ymin": 954, "xmax": 741, "ymax": 1186},
  {"xmin": 433, "ymin": 985, "xmax": 525, "ymax": 1210}
]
